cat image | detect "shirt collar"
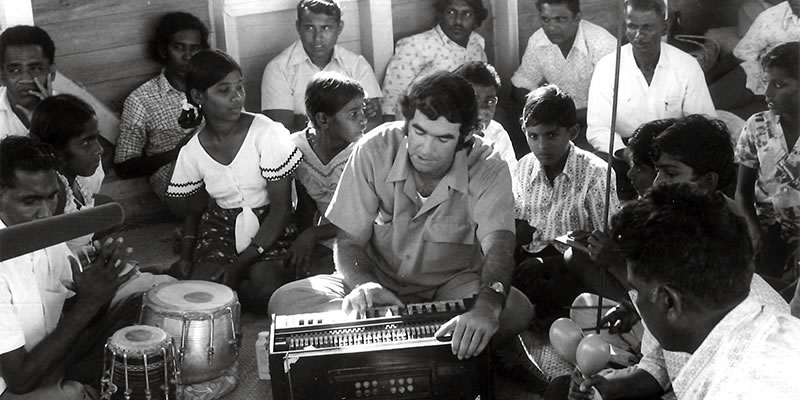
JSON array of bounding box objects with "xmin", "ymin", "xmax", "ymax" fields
[
  {"xmin": 287, "ymin": 40, "xmax": 343, "ymax": 68},
  {"xmin": 156, "ymin": 68, "xmax": 183, "ymax": 94},
  {"xmin": 533, "ymin": 142, "xmax": 577, "ymax": 182},
  {"xmin": 532, "ymin": 21, "xmax": 590, "ymax": 57},
  {"xmin": 433, "ymin": 24, "xmax": 481, "ymax": 50},
  {"xmin": 778, "ymin": 1, "xmax": 800, "ymax": 29},
  {"xmin": 0, "ymin": 86, "xmax": 13, "ymax": 113},
  {"xmin": 387, "ymin": 136, "xmax": 469, "ymax": 194}
]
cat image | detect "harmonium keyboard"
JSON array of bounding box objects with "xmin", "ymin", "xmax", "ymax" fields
[{"xmin": 269, "ymin": 298, "xmax": 493, "ymax": 400}]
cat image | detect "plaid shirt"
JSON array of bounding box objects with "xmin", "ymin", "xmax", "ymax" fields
[{"xmin": 115, "ymin": 70, "xmax": 191, "ymax": 198}]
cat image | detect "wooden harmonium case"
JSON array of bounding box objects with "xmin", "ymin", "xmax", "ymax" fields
[{"xmin": 269, "ymin": 298, "xmax": 492, "ymax": 400}]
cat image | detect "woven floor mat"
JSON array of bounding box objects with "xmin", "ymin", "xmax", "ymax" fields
[{"xmin": 520, "ymin": 330, "xmax": 574, "ymax": 381}]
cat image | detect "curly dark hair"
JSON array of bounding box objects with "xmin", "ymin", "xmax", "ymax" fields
[
  {"xmin": 0, "ymin": 136, "xmax": 60, "ymax": 189},
  {"xmin": 651, "ymin": 114, "xmax": 735, "ymax": 191},
  {"xmin": 611, "ymin": 183, "xmax": 753, "ymax": 311},
  {"xmin": 761, "ymin": 41, "xmax": 800, "ymax": 81},
  {"xmin": 148, "ymin": 12, "xmax": 210, "ymax": 64},
  {"xmin": 399, "ymin": 71, "xmax": 478, "ymax": 150},
  {"xmin": 0, "ymin": 25, "xmax": 55, "ymax": 65}
]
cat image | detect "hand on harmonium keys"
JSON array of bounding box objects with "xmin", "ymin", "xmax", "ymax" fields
[{"xmin": 342, "ymin": 281, "xmax": 404, "ymax": 317}]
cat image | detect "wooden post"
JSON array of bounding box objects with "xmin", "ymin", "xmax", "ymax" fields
[
  {"xmin": 0, "ymin": 0, "xmax": 34, "ymax": 28},
  {"xmin": 358, "ymin": 0, "xmax": 393, "ymax": 82},
  {"xmin": 491, "ymin": 0, "xmax": 519, "ymax": 98}
]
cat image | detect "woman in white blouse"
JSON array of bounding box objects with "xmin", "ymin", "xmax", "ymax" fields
[{"xmin": 167, "ymin": 50, "xmax": 302, "ymax": 312}]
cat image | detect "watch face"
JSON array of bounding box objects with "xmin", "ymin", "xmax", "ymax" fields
[{"xmin": 490, "ymin": 281, "xmax": 504, "ymax": 293}]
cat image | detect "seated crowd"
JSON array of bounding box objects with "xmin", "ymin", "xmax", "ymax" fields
[{"xmin": 0, "ymin": 0, "xmax": 798, "ymax": 398}]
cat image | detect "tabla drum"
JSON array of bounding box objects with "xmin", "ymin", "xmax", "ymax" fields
[
  {"xmin": 101, "ymin": 325, "xmax": 178, "ymax": 400},
  {"xmin": 139, "ymin": 280, "xmax": 241, "ymax": 384}
]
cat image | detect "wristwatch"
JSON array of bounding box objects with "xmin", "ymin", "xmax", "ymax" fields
[
  {"xmin": 249, "ymin": 241, "xmax": 266, "ymax": 256},
  {"xmin": 485, "ymin": 281, "xmax": 507, "ymax": 304}
]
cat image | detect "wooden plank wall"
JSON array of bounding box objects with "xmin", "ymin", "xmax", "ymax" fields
[
  {"xmin": 32, "ymin": 0, "xmax": 213, "ymax": 113},
  {"xmin": 225, "ymin": 0, "xmax": 362, "ymax": 112},
  {"xmin": 391, "ymin": 0, "xmax": 495, "ymax": 64},
  {"xmin": 517, "ymin": 0, "xmax": 621, "ymax": 56}
]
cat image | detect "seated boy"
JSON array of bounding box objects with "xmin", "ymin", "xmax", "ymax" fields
[
  {"xmin": 287, "ymin": 72, "xmax": 367, "ymax": 277},
  {"xmin": 453, "ymin": 61, "xmax": 517, "ymax": 168},
  {"xmin": 735, "ymin": 41, "xmax": 800, "ymax": 280},
  {"xmin": 511, "ymin": 85, "xmax": 619, "ymax": 317},
  {"xmin": 623, "ymin": 118, "xmax": 676, "ymax": 198}
]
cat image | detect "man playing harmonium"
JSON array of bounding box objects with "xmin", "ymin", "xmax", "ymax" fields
[{"xmin": 269, "ymin": 71, "xmax": 537, "ymax": 381}]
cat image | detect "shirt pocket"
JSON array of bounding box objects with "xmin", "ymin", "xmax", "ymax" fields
[
  {"xmin": 663, "ymin": 95, "xmax": 684, "ymax": 115},
  {"xmin": 423, "ymin": 219, "xmax": 476, "ymax": 245},
  {"xmin": 420, "ymin": 219, "xmax": 478, "ymax": 274}
]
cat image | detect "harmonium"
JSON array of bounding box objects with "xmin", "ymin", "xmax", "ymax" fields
[{"xmin": 269, "ymin": 298, "xmax": 493, "ymax": 400}]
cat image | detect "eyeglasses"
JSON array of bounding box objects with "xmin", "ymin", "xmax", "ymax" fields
[{"xmin": 478, "ymin": 96, "xmax": 498, "ymax": 108}]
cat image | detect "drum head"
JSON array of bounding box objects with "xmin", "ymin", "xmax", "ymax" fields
[
  {"xmin": 109, "ymin": 325, "xmax": 170, "ymax": 355},
  {"xmin": 146, "ymin": 280, "xmax": 235, "ymax": 313}
]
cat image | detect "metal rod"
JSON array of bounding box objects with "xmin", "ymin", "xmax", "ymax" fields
[{"xmin": 598, "ymin": 0, "xmax": 627, "ymax": 335}]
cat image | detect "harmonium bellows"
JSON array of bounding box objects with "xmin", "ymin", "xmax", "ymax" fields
[{"xmin": 269, "ymin": 298, "xmax": 493, "ymax": 400}]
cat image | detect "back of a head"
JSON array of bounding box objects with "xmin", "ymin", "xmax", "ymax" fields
[
  {"xmin": 452, "ymin": 61, "xmax": 501, "ymax": 90},
  {"xmin": 0, "ymin": 136, "xmax": 59, "ymax": 189},
  {"xmin": 149, "ymin": 12, "xmax": 211, "ymax": 63},
  {"xmin": 184, "ymin": 50, "xmax": 241, "ymax": 105},
  {"xmin": 305, "ymin": 71, "xmax": 365, "ymax": 127},
  {"xmin": 535, "ymin": 0, "xmax": 581, "ymax": 15},
  {"xmin": 399, "ymin": 71, "xmax": 479, "ymax": 148},
  {"xmin": 434, "ymin": 0, "xmax": 489, "ymax": 26},
  {"xmin": 521, "ymin": 84, "xmax": 577, "ymax": 128},
  {"xmin": 652, "ymin": 114, "xmax": 735, "ymax": 190},
  {"xmin": 29, "ymin": 94, "xmax": 96, "ymax": 151},
  {"xmin": 627, "ymin": 118, "xmax": 676, "ymax": 169},
  {"xmin": 297, "ymin": 0, "xmax": 342, "ymax": 22},
  {"xmin": 625, "ymin": 0, "xmax": 667, "ymax": 20},
  {"xmin": 611, "ymin": 183, "xmax": 753, "ymax": 310},
  {"xmin": 761, "ymin": 41, "xmax": 800, "ymax": 80},
  {"xmin": 0, "ymin": 25, "xmax": 55, "ymax": 65}
]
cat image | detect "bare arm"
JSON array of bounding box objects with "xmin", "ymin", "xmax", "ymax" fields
[
  {"xmin": 437, "ymin": 230, "xmax": 515, "ymax": 359},
  {"xmin": 0, "ymin": 239, "xmax": 134, "ymax": 394},
  {"xmin": 233, "ymin": 177, "xmax": 293, "ymax": 270},
  {"xmin": 569, "ymin": 367, "xmax": 664, "ymax": 400},
  {"xmin": 335, "ymin": 229, "xmax": 403, "ymax": 313},
  {"xmin": 335, "ymin": 229, "xmax": 380, "ymax": 288},
  {"xmin": 115, "ymin": 149, "xmax": 179, "ymax": 179},
  {"xmin": 177, "ymin": 189, "xmax": 208, "ymax": 262},
  {"xmin": 364, "ymin": 98, "xmax": 383, "ymax": 132},
  {"xmin": 735, "ymin": 164, "xmax": 763, "ymax": 245},
  {"xmin": 287, "ymin": 182, "xmax": 338, "ymax": 275}
]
